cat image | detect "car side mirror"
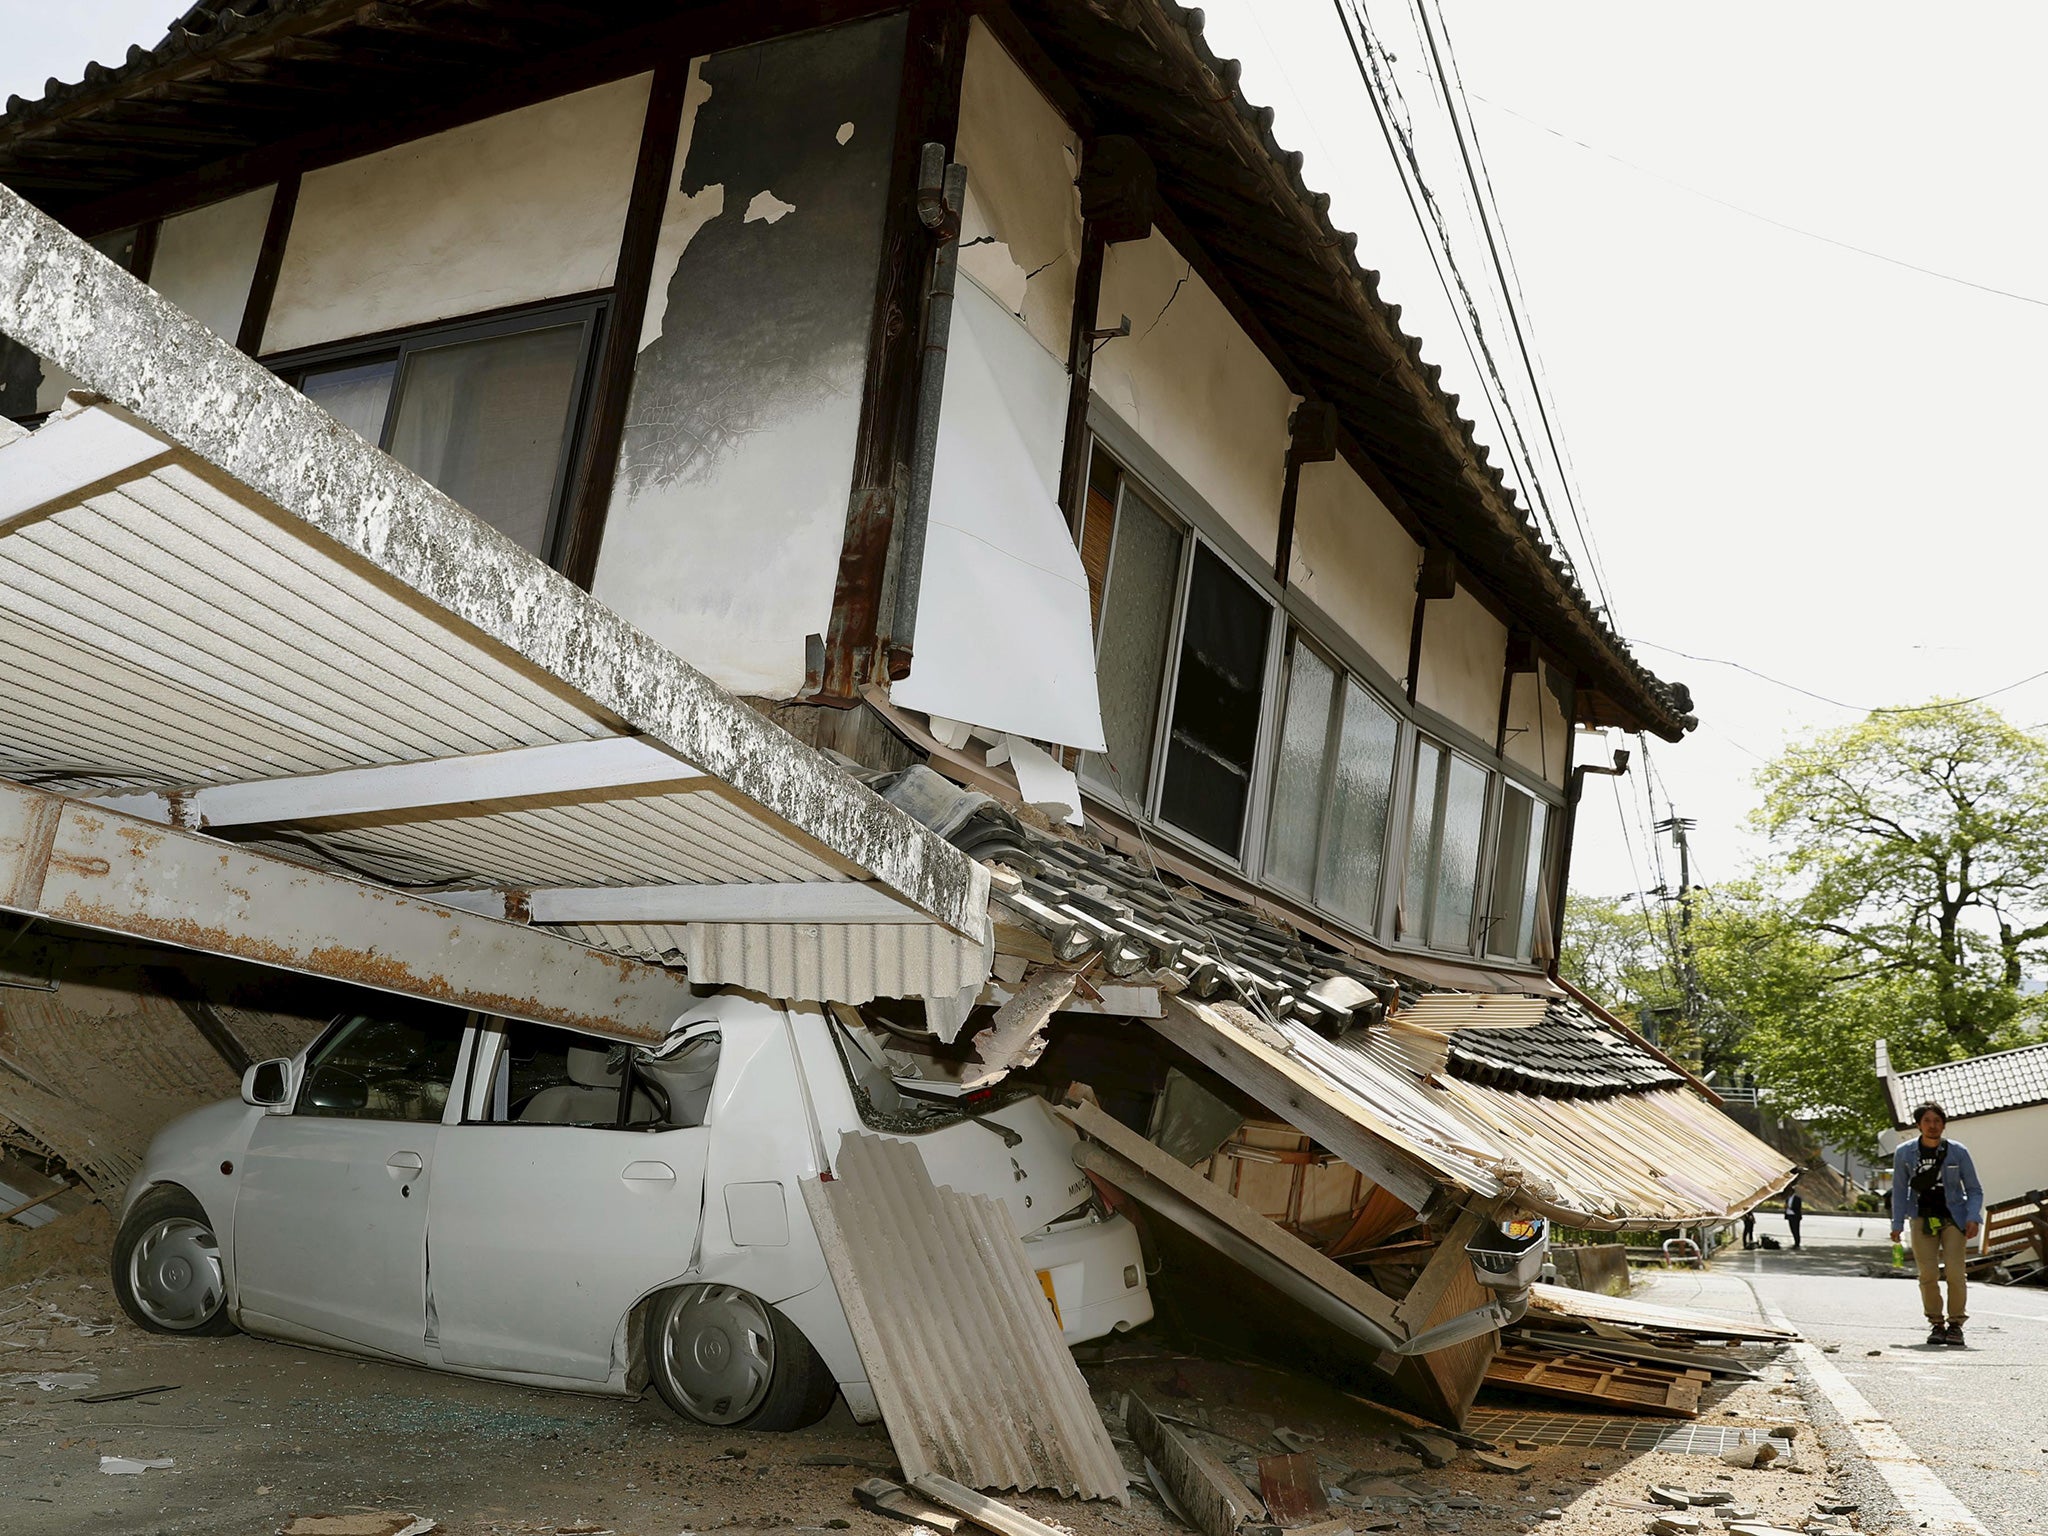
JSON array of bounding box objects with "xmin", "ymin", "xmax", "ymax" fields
[{"xmin": 242, "ymin": 1058, "xmax": 293, "ymax": 1110}]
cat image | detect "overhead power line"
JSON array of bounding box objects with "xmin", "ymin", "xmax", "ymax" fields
[
  {"xmin": 1471, "ymin": 93, "xmax": 2048, "ymax": 313},
  {"xmin": 1629, "ymin": 638, "xmax": 2048, "ymax": 715}
]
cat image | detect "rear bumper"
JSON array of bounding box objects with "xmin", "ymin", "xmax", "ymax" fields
[{"xmin": 1021, "ymin": 1211, "xmax": 1154, "ymax": 1344}]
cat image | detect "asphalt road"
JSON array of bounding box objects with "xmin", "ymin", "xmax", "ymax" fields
[{"xmin": 1661, "ymin": 1213, "xmax": 2048, "ymax": 1536}]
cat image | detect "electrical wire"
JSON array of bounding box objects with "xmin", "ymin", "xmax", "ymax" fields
[
  {"xmin": 1409, "ymin": 0, "xmax": 1620, "ymax": 624},
  {"xmin": 1628, "ymin": 639, "xmax": 2048, "ymax": 715},
  {"xmin": 1470, "ymin": 93, "xmax": 2048, "ymax": 313},
  {"xmin": 1329, "ymin": 0, "xmax": 1572, "ymax": 573}
]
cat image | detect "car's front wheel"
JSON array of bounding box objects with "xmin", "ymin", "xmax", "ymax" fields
[
  {"xmin": 112, "ymin": 1186, "xmax": 236, "ymax": 1337},
  {"xmin": 645, "ymin": 1283, "xmax": 836, "ymax": 1431}
]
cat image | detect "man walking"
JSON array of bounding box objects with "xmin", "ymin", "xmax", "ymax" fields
[
  {"xmin": 1784, "ymin": 1188, "xmax": 1804, "ymax": 1250},
  {"xmin": 1889, "ymin": 1102, "xmax": 1984, "ymax": 1347}
]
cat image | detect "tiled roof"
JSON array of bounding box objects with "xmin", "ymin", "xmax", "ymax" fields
[
  {"xmin": 889, "ymin": 771, "xmax": 1682, "ymax": 1098},
  {"xmin": 1894, "ymin": 1041, "xmax": 2048, "ymax": 1121}
]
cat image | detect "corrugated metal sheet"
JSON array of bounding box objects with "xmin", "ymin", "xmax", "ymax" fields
[
  {"xmin": 0, "ymin": 192, "xmax": 991, "ymax": 1010},
  {"xmin": 1175, "ymin": 999, "xmax": 1794, "ymax": 1229},
  {"xmin": 1893, "ymin": 1040, "xmax": 2048, "ymax": 1121},
  {"xmin": 802, "ymin": 1131, "xmax": 1126, "ymax": 1502}
]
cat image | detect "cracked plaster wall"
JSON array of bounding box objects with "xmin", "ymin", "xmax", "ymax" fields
[
  {"xmin": 1503, "ymin": 663, "xmax": 1569, "ymax": 786},
  {"xmin": 591, "ymin": 14, "xmax": 906, "ymax": 699},
  {"xmin": 263, "ymin": 75, "xmax": 652, "ymax": 354},
  {"xmin": 1092, "ymin": 229, "xmax": 1295, "ymax": 560},
  {"xmin": 953, "ymin": 19, "xmax": 1081, "ymax": 362},
  {"xmin": 1416, "ymin": 582, "xmax": 1509, "ymax": 745},
  {"xmin": 1290, "ymin": 456, "xmax": 1423, "ymax": 684}
]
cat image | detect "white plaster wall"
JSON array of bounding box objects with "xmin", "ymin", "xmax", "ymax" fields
[
  {"xmin": 1415, "ymin": 583, "xmax": 1508, "ymax": 745},
  {"xmin": 1947, "ymin": 1104, "xmax": 2048, "ymax": 1208},
  {"xmin": 149, "ymin": 186, "xmax": 275, "ymax": 342},
  {"xmin": 954, "ymin": 19, "xmax": 1081, "ymax": 362},
  {"xmin": 264, "ymin": 76, "xmax": 652, "ymax": 353},
  {"xmin": 1093, "ymin": 230, "xmax": 1294, "ymax": 559},
  {"xmin": 1503, "ymin": 661, "xmax": 1570, "ymax": 786},
  {"xmin": 1290, "ymin": 456, "xmax": 1421, "ymax": 683}
]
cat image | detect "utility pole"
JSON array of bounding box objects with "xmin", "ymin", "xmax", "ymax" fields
[{"xmin": 1654, "ymin": 813, "xmax": 1703, "ymax": 1067}]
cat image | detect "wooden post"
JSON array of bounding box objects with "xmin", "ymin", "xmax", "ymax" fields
[
  {"xmin": 816, "ymin": 0, "xmax": 969, "ymax": 699},
  {"xmin": 1056, "ymin": 221, "xmax": 1107, "ymax": 534},
  {"xmin": 235, "ymin": 172, "xmax": 299, "ymax": 356},
  {"xmin": 556, "ymin": 60, "xmax": 691, "ymax": 589}
]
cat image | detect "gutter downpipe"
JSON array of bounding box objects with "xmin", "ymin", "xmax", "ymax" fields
[
  {"xmin": 882, "ymin": 144, "xmax": 967, "ymax": 674},
  {"xmin": 1548, "ymin": 741, "xmax": 1629, "ymax": 982}
]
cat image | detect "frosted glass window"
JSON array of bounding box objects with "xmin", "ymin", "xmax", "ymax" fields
[
  {"xmin": 301, "ymin": 359, "xmax": 396, "ymax": 445},
  {"xmin": 1159, "ymin": 544, "xmax": 1271, "ymax": 856},
  {"xmin": 1487, "ymin": 789, "xmax": 1549, "ymax": 960},
  {"xmin": 1429, "ymin": 753, "xmax": 1488, "ymax": 951},
  {"xmin": 1404, "ymin": 739, "xmax": 1446, "ymax": 940},
  {"xmin": 1086, "ymin": 485, "xmax": 1180, "ymax": 803},
  {"xmin": 1319, "ymin": 681, "xmax": 1399, "ymax": 925},
  {"xmin": 1265, "ymin": 642, "xmax": 1337, "ymax": 893},
  {"xmin": 388, "ymin": 323, "xmax": 584, "ymax": 556}
]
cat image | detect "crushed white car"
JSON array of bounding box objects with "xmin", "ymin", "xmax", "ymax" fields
[{"xmin": 113, "ymin": 992, "xmax": 1152, "ymax": 1429}]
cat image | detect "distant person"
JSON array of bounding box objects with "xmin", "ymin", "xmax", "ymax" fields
[
  {"xmin": 1785, "ymin": 1188, "xmax": 1804, "ymax": 1250},
  {"xmin": 1890, "ymin": 1102, "xmax": 1984, "ymax": 1347},
  {"xmin": 1742, "ymin": 1208, "xmax": 1756, "ymax": 1249}
]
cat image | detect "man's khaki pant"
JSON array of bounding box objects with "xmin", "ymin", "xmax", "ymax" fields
[{"xmin": 1910, "ymin": 1219, "xmax": 1968, "ymax": 1323}]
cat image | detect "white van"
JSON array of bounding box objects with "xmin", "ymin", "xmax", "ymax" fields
[{"xmin": 113, "ymin": 991, "xmax": 1152, "ymax": 1430}]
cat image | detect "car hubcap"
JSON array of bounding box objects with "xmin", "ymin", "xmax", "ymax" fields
[
  {"xmin": 660, "ymin": 1285, "xmax": 774, "ymax": 1425},
  {"xmin": 128, "ymin": 1217, "xmax": 224, "ymax": 1330}
]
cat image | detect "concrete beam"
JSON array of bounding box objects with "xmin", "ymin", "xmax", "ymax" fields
[
  {"xmin": 0, "ymin": 777, "xmax": 694, "ymax": 1043},
  {"xmin": 89, "ymin": 736, "xmax": 705, "ymax": 829}
]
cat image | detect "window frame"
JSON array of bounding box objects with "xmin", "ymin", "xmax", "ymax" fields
[
  {"xmin": 1080, "ymin": 401, "xmax": 1566, "ymax": 966},
  {"xmin": 263, "ymin": 292, "xmax": 612, "ymax": 571}
]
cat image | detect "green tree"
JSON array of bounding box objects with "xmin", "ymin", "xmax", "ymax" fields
[
  {"xmin": 1756, "ymin": 702, "xmax": 2048, "ymax": 1057},
  {"xmin": 1558, "ymin": 892, "xmax": 1670, "ymax": 1018}
]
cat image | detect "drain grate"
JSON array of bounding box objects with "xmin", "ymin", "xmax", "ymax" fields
[{"xmin": 1465, "ymin": 1409, "xmax": 1785, "ymax": 1456}]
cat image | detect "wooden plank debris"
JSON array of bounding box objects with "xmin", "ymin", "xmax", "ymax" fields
[
  {"xmin": 854, "ymin": 1478, "xmax": 961, "ymax": 1532},
  {"xmin": 1059, "ymin": 1094, "xmax": 1406, "ymax": 1334},
  {"xmin": 1484, "ymin": 1347, "xmax": 1705, "ymax": 1418},
  {"xmin": 1525, "ymin": 1283, "xmax": 1795, "ymax": 1342},
  {"xmin": 1124, "ymin": 1394, "xmax": 1260, "ymax": 1536},
  {"xmin": 911, "ymin": 1473, "xmax": 1075, "ymax": 1536},
  {"xmin": 802, "ymin": 1132, "xmax": 1126, "ymax": 1502},
  {"xmin": 1508, "ymin": 1326, "xmax": 1760, "ymax": 1379},
  {"xmin": 1258, "ymin": 1451, "xmax": 1330, "ymax": 1525}
]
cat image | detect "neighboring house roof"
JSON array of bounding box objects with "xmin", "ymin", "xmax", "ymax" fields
[
  {"xmin": 0, "ymin": 0, "xmax": 1694, "ymax": 742},
  {"xmin": 1891, "ymin": 1040, "xmax": 2048, "ymax": 1123}
]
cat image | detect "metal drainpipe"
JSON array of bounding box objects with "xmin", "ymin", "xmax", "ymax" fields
[{"xmin": 884, "ymin": 146, "xmax": 968, "ymax": 672}]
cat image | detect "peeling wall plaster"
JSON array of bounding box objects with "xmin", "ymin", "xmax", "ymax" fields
[
  {"xmin": 1093, "ymin": 229, "xmax": 1296, "ymax": 561},
  {"xmin": 638, "ymin": 58, "xmax": 720, "ymax": 353},
  {"xmin": 954, "ymin": 19, "xmax": 1082, "ymax": 361},
  {"xmin": 1290, "ymin": 456, "xmax": 1423, "ymax": 683},
  {"xmin": 591, "ymin": 14, "xmax": 907, "ymax": 699},
  {"xmin": 1503, "ymin": 663, "xmax": 1569, "ymax": 786},
  {"xmin": 1416, "ymin": 583, "xmax": 1509, "ymax": 745},
  {"xmin": 265, "ymin": 75, "xmax": 653, "ymax": 354},
  {"xmin": 148, "ymin": 185, "xmax": 275, "ymax": 342},
  {"xmin": 744, "ymin": 190, "xmax": 797, "ymax": 224}
]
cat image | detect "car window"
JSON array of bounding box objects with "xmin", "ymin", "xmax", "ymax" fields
[
  {"xmin": 298, "ymin": 1009, "xmax": 467, "ymax": 1123},
  {"xmin": 476, "ymin": 1020, "xmax": 720, "ymax": 1131}
]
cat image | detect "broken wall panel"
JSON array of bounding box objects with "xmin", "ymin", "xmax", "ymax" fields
[
  {"xmin": 1502, "ymin": 664, "xmax": 1569, "ymax": 787},
  {"xmin": 264, "ymin": 76, "xmax": 653, "ymax": 354},
  {"xmin": 149, "ymin": 186, "xmax": 275, "ymax": 344},
  {"xmin": 953, "ymin": 18, "xmax": 1082, "ymax": 360},
  {"xmin": 891, "ymin": 279, "xmax": 1106, "ymax": 751},
  {"xmin": 591, "ymin": 15, "xmax": 906, "ymax": 698}
]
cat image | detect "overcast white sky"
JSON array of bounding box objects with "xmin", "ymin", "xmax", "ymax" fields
[{"xmin": 10, "ymin": 2, "xmax": 2047, "ymax": 906}]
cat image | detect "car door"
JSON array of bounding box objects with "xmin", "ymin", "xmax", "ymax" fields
[
  {"xmin": 427, "ymin": 1020, "xmax": 711, "ymax": 1382},
  {"xmin": 232, "ymin": 1003, "xmax": 469, "ymax": 1362}
]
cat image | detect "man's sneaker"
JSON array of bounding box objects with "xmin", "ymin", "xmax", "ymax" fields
[
  {"xmin": 1927, "ymin": 1322, "xmax": 1948, "ymax": 1346},
  {"xmin": 1944, "ymin": 1321, "xmax": 1966, "ymax": 1347}
]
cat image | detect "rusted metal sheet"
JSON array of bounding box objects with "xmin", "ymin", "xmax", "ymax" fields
[
  {"xmin": 0, "ymin": 778, "xmax": 696, "ymax": 1041},
  {"xmin": 802, "ymin": 1130, "xmax": 1126, "ymax": 1503}
]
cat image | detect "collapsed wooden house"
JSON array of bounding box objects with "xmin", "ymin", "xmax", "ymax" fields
[{"xmin": 0, "ymin": 0, "xmax": 1789, "ymax": 1453}]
